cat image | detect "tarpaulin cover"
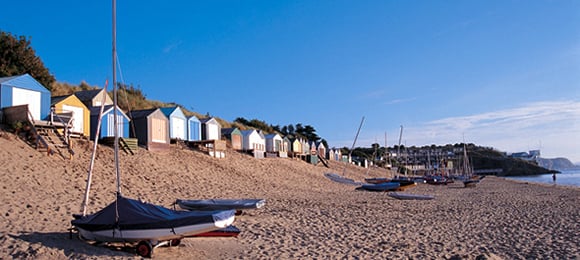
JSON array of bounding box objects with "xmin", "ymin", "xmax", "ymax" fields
[{"xmin": 72, "ymin": 195, "xmax": 225, "ymax": 231}]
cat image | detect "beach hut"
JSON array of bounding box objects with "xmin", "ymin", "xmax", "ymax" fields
[
  {"xmin": 328, "ymin": 148, "xmax": 340, "ymax": 161},
  {"xmin": 302, "ymin": 139, "xmax": 311, "ymax": 156},
  {"xmin": 241, "ymin": 129, "xmax": 265, "ymax": 158},
  {"xmin": 309, "ymin": 141, "xmax": 318, "ymax": 155},
  {"xmin": 221, "ymin": 127, "xmax": 242, "ymax": 150},
  {"xmin": 129, "ymin": 108, "xmax": 170, "ymax": 151},
  {"xmin": 289, "ymin": 137, "xmax": 303, "ymax": 158},
  {"xmin": 89, "ymin": 105, "xmax": 130, "ymax": 140},
  {"xmin": 316, "ymin": 142, "xmax": 326, "ymax": 158},
  {"xmin": 280, "ymin": 136, "xmax": 290, "ymax": 158},
  {"xmin": 187, "ymin": 115, "xmax": 201, "ymax": 142},
  {"xmin": 265, "ymin": 133, "xmax": 283, "ymax": 157},
  {"xmin": 74, "ymin": 88, "xmax": 113, "ymax": 108},
  {"xmin": 51, "ymin": 94, "xmax": 90, "ymax": 137},
  {"xmin": 160, "ymin": 106, "xmax": 187, "ymax": 141},
  {"xmin": 200, "ymin": 117, "xmax": 221, "ymax": 141},
  {"xmin": 0, "ymin": 74, "xmax": 51, "ymax": 121},
  {"xmin": 327, "ymin": 148, "xmax": 334, "ymax": 160}
]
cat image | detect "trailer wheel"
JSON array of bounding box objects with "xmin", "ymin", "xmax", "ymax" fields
[
  {"xmin": 136, "ymin": 241, "xmax": 153, "ymax": 258},
  {"xmin": 170, "ymin": 239, "xmax": 181, "ymax": 247}
]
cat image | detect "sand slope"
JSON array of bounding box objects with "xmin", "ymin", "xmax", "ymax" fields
[{"xmin": 0, "ymin": 129, "xmax": 578, "ymax": 259}]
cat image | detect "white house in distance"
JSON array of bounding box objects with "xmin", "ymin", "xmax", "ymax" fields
[{"xmin": 241, "ymin": 129, "xmax": 265, "ymax": 159}]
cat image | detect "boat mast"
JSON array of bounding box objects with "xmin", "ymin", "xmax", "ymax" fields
[
  {"xmin": 342, "ymin": 116, "xmax": 365, "ymax": 176},
  {"xmin": 396, "ymin": 125, "xmax": 403, "ymax": 178},
  {"xmin": 112, "ymin": 0, "xmax": 121, "ymax": 196},
  {"xmin": 81, "ymin": 81, "xmax": 109, "ymax": 216}
]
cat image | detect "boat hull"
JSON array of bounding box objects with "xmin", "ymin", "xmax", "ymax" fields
[
  {"xmin": 388, "ymin": 192, "xmax": 434, "ymax": 200},
  {"xmin": 357, "ymin": 182, "xmax": 400, "ymax": 192},
  {"xmin": 77, "ymin": 220, "xmax": 233, "ymax": 243},
  {"xmin": 177, "ymin": 199, "xmax": 266, "ymax": 211}
]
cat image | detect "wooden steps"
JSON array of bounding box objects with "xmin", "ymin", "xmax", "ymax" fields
[{"xmin": 100, "ymin": 137, "xmax": 138, "ymax": 155}]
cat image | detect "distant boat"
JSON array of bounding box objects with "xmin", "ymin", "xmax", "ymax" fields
[
  {"xmin": 325, "ymin": 172, "xmax": 364, "ymax": 186},
  {"xmin": 365, "ymin": 178, "xmax": 416, "ymax": 190},
  {"xmin": 460, "ymin": 143, "xmax": 479, "ymax": 188},
  {"xmin": 387, "ymin": 192, "xmax": 434, "ymax": 200},
  {"xmin": 364, "ymin": 177, "xmax": 390, "ymax": 184},
  {"xmin": 356, "ymin": 182, "xmax": 400, "ymax": 192},
  {"xmin": 425, "ymin": 175, "xmax": 453, "ymax": 185},
  {"xmin": 176, "ymin": 198, "xmax": 266, "ymax": 212}
]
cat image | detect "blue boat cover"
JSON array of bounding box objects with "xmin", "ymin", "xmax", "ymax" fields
[{"xmin": 72, "ymin": 195, "xmax": 221, "ymax": 231}]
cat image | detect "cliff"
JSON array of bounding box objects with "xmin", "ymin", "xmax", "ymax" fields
[{"xmin": 470, "ymin": 149, "xmax": 558, "ymax": 176}]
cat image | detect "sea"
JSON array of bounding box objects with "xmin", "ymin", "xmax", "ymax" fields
[{"xmin": 506, "ymin": 169, "xmax": 580, "ymax": 187}]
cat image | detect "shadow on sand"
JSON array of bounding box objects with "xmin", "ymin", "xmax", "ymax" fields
[{"xmin": 11, "ymin": 231, "xmax": 136, "ymax": 258}]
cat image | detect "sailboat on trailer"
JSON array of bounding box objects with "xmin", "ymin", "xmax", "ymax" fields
[{"xmin": 71, "ymin": 1, "xmax": 235, "ymax": 257}]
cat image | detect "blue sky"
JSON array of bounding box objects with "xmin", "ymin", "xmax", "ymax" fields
[{"xmin": 3, "ymin": 1, "xmax": 579, "ymax": 163}]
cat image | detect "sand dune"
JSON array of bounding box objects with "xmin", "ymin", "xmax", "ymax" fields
[{"xmin": 0, "ymin": 129, "xmax": 578, "ymax": 259}]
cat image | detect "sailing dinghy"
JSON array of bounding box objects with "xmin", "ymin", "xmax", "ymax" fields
[{"xmin": 72, "ymin": 195, "xmax": 235, "ymax": 244}]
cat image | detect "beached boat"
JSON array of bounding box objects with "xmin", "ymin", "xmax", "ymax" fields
[
  {"xmin": 390, "ymin": 179, "xmax": 417, "ymax": 190},
  {"xmin": 71, "ymin": 2, "xmax": 235, "ymax": 257},
  {"xmin": 72, "ymin": 196, "xmax": 235, "ymax": 243},
  {"xmin": 460, "ymin": 143, "xmax": 479, "ymax": 187},
  {"xmin": 364, "ymin": 177, "xmax": 390, "ymax": 184},
  {"xmin": 387, "ymin": 192, "xmax": 434, "ymax": 200},
  {"xmin": 425, "ymin": 175, "xmax": 453, "ymax": 185},
  {"xmin": 325, "ymin": 172, "xmax": 364, "ymax": 186},
  {"xmin": 356, "ymin": 182, "xmax": 400, "ymax": 192},
  {"xmin": 176, "ymin": 198, "xmax": 266, "ymax": 212},
  {"xmin": 365, "ymin": 178, "xmax": 416, "ymax": 190}
]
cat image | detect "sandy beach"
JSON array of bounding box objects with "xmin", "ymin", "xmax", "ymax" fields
[{"xmin": 0, "ymin": 129, "xmax": 578, "ymax": 259}]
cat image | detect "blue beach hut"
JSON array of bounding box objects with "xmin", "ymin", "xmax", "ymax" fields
[
  {"xmin": 89, "ymin": 105, "xmax": 130, "ymax": 140},
  {"xmin": 0, "ymin": 74, "xmax": 51, "ymax": 121},
  {"xmin": 187, "ymin": 115, "xmax": 201, "ymax": 142},
  {"xmin": 160, "ymin": 106, "xmax": 187, "ymax": 141}
]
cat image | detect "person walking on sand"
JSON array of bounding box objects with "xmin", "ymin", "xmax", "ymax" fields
[{"xmin": 552, "ymin": 173, "xmax": 556, "ymax": 182}]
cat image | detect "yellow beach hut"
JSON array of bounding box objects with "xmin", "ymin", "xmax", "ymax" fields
[{"xmin": 50, "ymin": 94, "xmax": 90, "ymax": 137}]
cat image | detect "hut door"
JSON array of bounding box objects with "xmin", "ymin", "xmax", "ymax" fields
[
  {"xmin": 233, "ymin": 135, "xmax": 242, "ymax": 150},
  {"xmin": 152, "ymin": 118, "xmax": 166, "ymax": 143},
  {"xmin": 107, "ymin": 113, "xmax": 124, "ymax": 138},
  {"xmin": 189, "ymin": 121, "xmax": 200, "ymax": 141},
  {"xmin": 62, "ymin": 104, "xmax": 84, "ymax": 134},
  {"xmin": 172, "ymin": 117, "xmax": 185, "ymax": 140},
  {"xmin": 207, "ymin": 123, "xmax": 218, "ymax": 140},
  {"xmin": 12, "ymin": 88, "xmax": 41, "ymax": 120}
]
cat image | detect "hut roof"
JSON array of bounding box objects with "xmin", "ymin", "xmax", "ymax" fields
[
  {"xmin": 0, "ymin": 74, "xmax": 49, "ymax": 93},
  {"xmin": 129, "ymin": 108, "xmax": 159, "ymax": 119},
  {"xmin": 200, "ymin": 117, "xmax": 217, "ymax": 124},
  {"xmin": 74, "ymin": 89, "xmax": 105, "ymax": 102},
  {"xmin": 50, "ymin": 95, "xmax": 72, "ymax": 105},
  {"xmin": 221, "ymin": 127, "xmax": 240, "ymax": 135},
  {"xmin": 160, "ymin": 106, "xmax": 181, "ymax": 117}
]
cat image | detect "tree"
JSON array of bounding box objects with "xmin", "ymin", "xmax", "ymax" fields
[{"xmin": 0, "ymin": 31, "xmax": 55, "ymax": 89}]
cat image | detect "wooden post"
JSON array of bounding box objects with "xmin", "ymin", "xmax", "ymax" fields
[{"xmin": 213, "ymin": 140, "xmax": 217, "ymax": 158}]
